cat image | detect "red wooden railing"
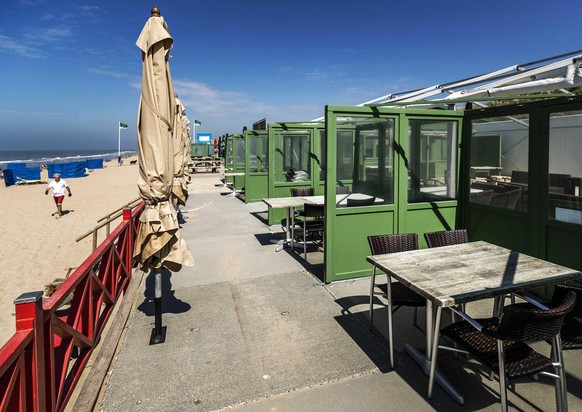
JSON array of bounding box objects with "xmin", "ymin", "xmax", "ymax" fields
[{"xmin": 0, "ymin": 202, "xmax": 144, "ymax": 412}]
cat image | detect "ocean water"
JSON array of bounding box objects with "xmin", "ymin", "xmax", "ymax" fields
[{"xmin": 0, "ymin": 150, "xmax": 136, "ymax": 169}]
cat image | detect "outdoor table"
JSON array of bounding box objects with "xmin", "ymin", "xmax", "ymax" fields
[
  {"xmin": 263, "ymin": 194, "xmax": 381, "ymax": 252},
  {"xmin": 223, "ymin": 172, "xmax": 245, "ymax": 197},
  {"xmin": 262, "ymin": 196, "xmax": 310, "ymax": 251},
  {"xmin": 367, "ymin": 241, "xmax": 581, "ymax": 404}
]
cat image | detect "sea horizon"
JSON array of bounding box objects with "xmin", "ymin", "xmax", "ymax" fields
[{"xmin": 0, "ymin": 149, "xmax": 137, "ymax": 168}]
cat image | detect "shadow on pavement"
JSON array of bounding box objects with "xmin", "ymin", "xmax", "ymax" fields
[{"xmin": 137, "ymin": 269, "xmax": 191, "ymax": 316}]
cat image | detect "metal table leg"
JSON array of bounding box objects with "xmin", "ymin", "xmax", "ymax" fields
[{"xmin": 404, "ymin": 302, "xmax": 464, "ymax": 405}]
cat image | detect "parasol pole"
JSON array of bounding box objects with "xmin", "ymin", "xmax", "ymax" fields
[{"xmin": 150, "ymin": 269, "xmax": 166, "ymax": 344}]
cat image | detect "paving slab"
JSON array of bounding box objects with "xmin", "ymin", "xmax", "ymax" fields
[{"xmin": 99, "ymin": 173, "xmax": 582, "ymax": 412}]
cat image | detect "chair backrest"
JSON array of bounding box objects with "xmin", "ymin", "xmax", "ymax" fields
[
  {"xmin": 347, "ymin": 196, "xmax": 375, "ymax": 207},
  {"xmin": 497, "ymin": 291, "xmax": 577, "ymax": 341},
  {"xmin": 290, "ymin": 187, "xmax": 314, "ymax": 197},
  {"xmin": 470, "ymin": 190, "xmax": 493, "ymax": 205},
  {"xmin": 490, "ymin": 189, "xmax": 521, "ymax": 209},
  {"xmin": 367, "ymin": 233, "xmax": 419, "ymax": 255},
  {"xmin": 303, "ymin": 203, "xmax": 324, "ymax": 218},
  {"xmin": 336, "ymin": 186, "xmax": 349, "ymax": 194},
  {"xmin": 424, "ymin": 229, "xmax": 468, "ymax": 248},
  {"xmin": 552, "ymin": 283, "xmax": 582, "ymax": 318}
]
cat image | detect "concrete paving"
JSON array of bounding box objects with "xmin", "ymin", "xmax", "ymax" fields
[{"xmin": 100, "ymin": 173, "xmax": 582, "ymax": 412}]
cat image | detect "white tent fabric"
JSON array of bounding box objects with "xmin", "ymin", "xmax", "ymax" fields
[{"xmin": 312, "ymin": 51, "xmax": 582, "ymax": 120}]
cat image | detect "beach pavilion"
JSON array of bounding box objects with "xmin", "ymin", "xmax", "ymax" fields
[{"xmin": 247, "ymin": 49, "xmax": 582, "ymax": 286}]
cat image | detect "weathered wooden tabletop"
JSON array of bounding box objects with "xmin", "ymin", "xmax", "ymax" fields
[{"xmin": 367, "ymin": 241, "xmax": 581, "ymax": 307}]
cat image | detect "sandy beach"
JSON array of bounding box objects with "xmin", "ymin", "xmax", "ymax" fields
[{"xmin": 0, "ymin": 157, "xmax": 140, "ymax": 347}]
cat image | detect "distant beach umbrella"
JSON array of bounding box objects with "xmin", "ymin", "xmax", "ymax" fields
[
  {"xmin": 134, "ymin": 6, "xmax": 193, "ymax": 272},
  {"xmin": 184, "ymin": 115, "xmax": 194, "ymax": 170},
  {"xmin": 171, "ymin": 96, "xmax": 189, "ymax": 206}
]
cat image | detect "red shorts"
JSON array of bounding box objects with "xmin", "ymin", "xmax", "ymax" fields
[{"xmin": 53, "ymin": 195, "xmax": 65, "ymax": 205}]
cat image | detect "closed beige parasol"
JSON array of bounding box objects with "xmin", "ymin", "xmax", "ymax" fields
[
  {"xmin": 171, "ymin": 96, "xmax": 189, "ymax": 206},
  {"xmin": 134, "ymin": 7, "xmax": 193, "ymax": 272}
]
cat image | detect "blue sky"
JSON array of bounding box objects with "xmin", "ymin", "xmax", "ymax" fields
[{"xmin": 0, "ymin": 0, "xmax": 579, "ymax": 150}]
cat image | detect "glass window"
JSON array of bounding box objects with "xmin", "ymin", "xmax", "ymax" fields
[
  {"xmin": 469, "ymin": 115, "xmax": 529, "ymax": 211},
  {"xmin": 320, "ymin": 129, "xmax": 353, "ymax": 182},
  {"xmin": 248, "ymin": 134, "xmax": 268, "ymax": 172},
  {"xmin": 408, "ymin": 119, "xmax": 458, "ymax": 203},
  {"xmin": 226, "ymin": 139, "xmax": 233, "ymax": 168},
  {"xmin": 548, "ymin": 110, "xmax": 582, "ymax": 225},
  {"xmin": 319, "ymin": 130, "xmax": 325, "ymax": 181},
  {"xmin": 274, "ymin": 131, "xmax": 311, "ymax": 182},
  {"xmin": 335, "ymin": 117, "xmax": 394, "ymax": 206},
  {"xmin": 235, "ymin": 138, "xmax": 245, "ymax": 168}
]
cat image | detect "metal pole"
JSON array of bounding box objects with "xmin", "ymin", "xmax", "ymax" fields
[
  {"xmin": 117, "ymin": 123, "xmax": 121, "ymax": 161},
  {"xmin": 150, "ymin": 269, "xmax": 166, "ymax": 344}
]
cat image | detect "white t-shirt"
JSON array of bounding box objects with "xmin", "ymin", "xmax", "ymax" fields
[{"xmin": 49, "ymin": 179, "xmax": 68, "ymax": 196}]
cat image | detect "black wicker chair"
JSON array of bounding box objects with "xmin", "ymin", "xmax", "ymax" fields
[
  {"xmin": 367, "ymin": 233, "xmax": 425, "ymax": 368},
  {"xmin": 551, "ymin": 283, "xmax": 582, "ymax": 350},
  {"xmin": 441, "ymin": 291, "xmax": 576, "ymax": 411},
  {"xmin": 290, "ymin": 187, "xmax": 314, "ymax": 197},
  {"xmin": 297, "ymin": 203, "xmax": 324, "ymax": 260},
  {"xmin": 282, "ymin": 187, "xmax": 315, "ymax": 232},
  {"xmin": 424, "ymin": 229, "xmax": 468, "ymax": 248}
]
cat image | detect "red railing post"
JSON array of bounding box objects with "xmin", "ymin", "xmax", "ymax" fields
[
  {"xmin": 14, "ymin": 291, "xmax": 46, "ymax": 412},
  {"xmin": 122, "ymin": 207, "xmax": 133, "ymax": 275}
]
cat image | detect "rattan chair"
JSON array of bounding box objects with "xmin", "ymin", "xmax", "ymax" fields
[
  {"xmin": 441, "ymin": 291, "xmax": 576, "ymax": 411},
  {"xmin": 290, "ymin": 187, "xmax": 314, "ymax": 197},
  {"xmin": 336, "ymin": 186, "xmax": 349, "ymax": 194},
  {"xmin": 282, "ymin": 187, "xmax": 315, "ymax": 233},
  {"xmin": 367, "ymin": 233, "xmax": 425, "ymax": 368},
  {"xmin": 551, "ymin": 283, "xmax": 582, "ymax": 350},
  {"xmin": 297, "ymin": 203, "xmax": 324, "ymax": 260},
  {"xmin": 424, "ymin": 229, "xmax": 468, "ymax": 248}
]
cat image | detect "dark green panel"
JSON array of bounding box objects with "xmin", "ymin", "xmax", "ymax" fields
[
  {"xmin": 467, "ymin": 207, "xmax": 532, "ymax": 254},
  {"xmin": 546, "ymin": 225, "xmax": 582, "ymax": 270},
  {"xmin": 234, "ymin": 174, "xmax": 245, "ymax": 190},
  {"xmin": 326, "ymin": 209, "xmax": 395, "ymax": 282},
  {"xmin": 245, "ymin": 174, "xmax": 268, "ymax": 203}
]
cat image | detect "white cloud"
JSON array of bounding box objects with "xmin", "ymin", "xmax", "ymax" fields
[
  {"xmin": 0, "ymin": 109, "xmax": 62, "ymax": 116},
  {"xmin": 76, "ymin": 5, "xmax": 100, "ymax": 16},
  {"xmin": 173, "ymin": 80, "xmax": 274, "ymax": 118},
  {"xmin": 88, "ymin": 67, "xmax": 131, "ymax": 79},
  {"xmin": 0, "ymin": 34, "xmax": 43, "ymax": 58},
  {"xmin": 23, "ymin": 27, "xmax": 73, "ymax": 43},
  {"xmin": 40, "ymin": 12, "xmax": 75, "ymax": 22},
  {"xmin": 18, "ymin": 0, "xmax": 44, "ymax": 5},
  {"xmin": 167, "ymin": 79, "xmax": 324, "ymax": 134},
  {"xmin": 303, "ymin": 69, "xmax": 330, "ymax": 80}
]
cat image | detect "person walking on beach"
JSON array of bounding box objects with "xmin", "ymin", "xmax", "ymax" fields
[{"xmin": 45, "ymin": 173, "xmax": 72, "ymax": 218}]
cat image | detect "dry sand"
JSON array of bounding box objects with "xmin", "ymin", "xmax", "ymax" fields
[{"xmin": 0, "ymin": 157, "xmax": 140, "ymax": 347}]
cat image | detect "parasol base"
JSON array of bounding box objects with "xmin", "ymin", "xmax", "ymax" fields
[{"xmin": 149, "ymin": 326, "xmax": 167, "ymax": 345}]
